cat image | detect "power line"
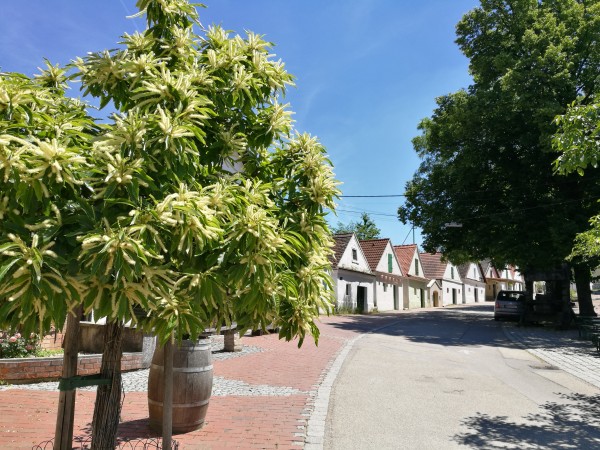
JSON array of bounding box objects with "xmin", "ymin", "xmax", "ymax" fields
[
  {"xmin": 340, "ymin": 194, "xmax": 406, "ymax": 198},
  {"xmin": 336, "ymin": 208, "xmax": 397, "ymax": 218}
]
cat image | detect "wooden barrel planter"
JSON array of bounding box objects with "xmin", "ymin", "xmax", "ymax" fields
[{"xmin": 147, "ymin": 339, "xmax": 213, "ymax": 434}]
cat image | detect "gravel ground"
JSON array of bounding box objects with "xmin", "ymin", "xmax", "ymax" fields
[{"xmin": 0, "ymin": 335, "xmax": 299, "ymax": 396}]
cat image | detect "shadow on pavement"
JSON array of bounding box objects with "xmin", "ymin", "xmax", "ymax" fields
[
  {"xmin": 327, "ymin": 304, "xmax": 516, "ymax": 349},
  {"xmin": 453, "ymin": 393, "xmax": 600, "ymax": 449}
]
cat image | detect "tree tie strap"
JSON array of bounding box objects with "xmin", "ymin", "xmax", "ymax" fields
[{"xmin": 58, "ymin": 374, "xmax": 112, "ymax": 391}]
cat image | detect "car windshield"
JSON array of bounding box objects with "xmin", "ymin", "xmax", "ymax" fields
[{"xmin": 497, "ymin": 292, "xmax": 525, "ymax": 302}]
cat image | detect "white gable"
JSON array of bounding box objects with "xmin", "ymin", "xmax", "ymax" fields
[
  {"xmin": 443, "ymin": 262, "xmax": 462, "ymax": 282},
  {"xmin": 337, "ymin": 234, "xmax": 372, "ymax": 275},
  {"xmin": 464, "ymin": 262, "xmax": 483, "ymax": 282},
  {"xmin": 410, "ymin": 251, "xmax": 425, "ymax": 278},
  {"xmin": 375, "ymin": 241, "xmax": 403, "ymax": 276}
]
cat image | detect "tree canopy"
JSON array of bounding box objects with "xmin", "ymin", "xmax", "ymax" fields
[
  {"xmin": 332, "ymin": 213, "xmax": 381, "ymax": 241},
  {"xmin": 554, "ymin": 98, "xmax": 600, "ymax": 261},
  {"xmin": 0, "ymin": 0, "xmax": 340, "ymax": 345},
  {"xmin": 398, "ymin": 0, "xmax": 600, "ymax": 273}
]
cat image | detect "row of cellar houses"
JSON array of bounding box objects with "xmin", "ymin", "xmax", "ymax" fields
[{"xmin": 330, "ymin": 233, "xmax": 523, "ymax": 312}]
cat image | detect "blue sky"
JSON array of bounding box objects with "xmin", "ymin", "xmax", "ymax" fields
[{"xmin": 0, "ymin": 0, "xmax": 479, "ymax": 247}]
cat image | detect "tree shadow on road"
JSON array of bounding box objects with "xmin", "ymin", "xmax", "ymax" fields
[
  {"xmin": 326, "ymin": 304, "xmax": 515, "ymax": 348},
  {"xmin": 453, "ymin": 393, "xmax": 600, "ymax": 449}
]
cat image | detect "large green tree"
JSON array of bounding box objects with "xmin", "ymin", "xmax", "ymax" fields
[
  {"xmin": 398, "ymin": 0, "xmax": 600, "ymax": 314},
  {"xmin": 554, "ymin": 99, "xmax": 600, "ymax": 261},
  {"xmin": 0, "ymin": 1, "xmax": 339, "ymax": 448},
  {"xmin": 332, "ymin": 213, "xmax": 381, "ymax": 240}
]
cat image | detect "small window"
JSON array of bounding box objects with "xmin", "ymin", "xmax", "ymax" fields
[
  {"xmin": 383, "ymin": 283, "xmax": 388, "ymax": 292},
  {"xmin": 414, "ymin": 259, "xmax": 419, "ymax": 276},
  {"xmin": 414, "ymin": 288, "xmax": 417, "ymax": 295},
  {"xmin": 388, "ymin": 254, "xmax": 393, "ymax": 273},
  {"xmin": 345, "ymin": 284, "xmax": 351, "ymax": 295},
  {"xmin": 447, "ymin": 288, "xmax": 449, "ymax": 293},
  {"xmin": 451, "ymin": 267, "xmax": 454, "ymax": 279},
  {"xmin": 352, "ymin": 249, "xmax": 358, "ymax": 261}
]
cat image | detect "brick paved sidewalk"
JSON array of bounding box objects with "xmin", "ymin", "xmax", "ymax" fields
[{"xmin": 0, "ymin": 313, "xmax": 403, "ymax": 450}]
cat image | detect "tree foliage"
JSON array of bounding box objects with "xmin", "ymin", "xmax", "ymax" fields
[
  {"xmin": 398, "ymin": 0, "xmax": 600, "ymax": 272},
  {"xmin": 0, "ymin": 0, "xmax": 340, "ymax": 347},
  {"xmin": 554, "ymin": 99, "xmax": 600, "ymax": 261},
  {"xmin": 332, "ymin": 213, "xmax": 381, "ymax": 241}
]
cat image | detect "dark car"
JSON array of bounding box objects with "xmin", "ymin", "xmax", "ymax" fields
[{"xmin": 494, "ymin": 290, "xmax": 526, "ymax": 321}]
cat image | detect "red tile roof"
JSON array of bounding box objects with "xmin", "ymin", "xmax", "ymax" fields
[
  {"xmin": 359, "ymin": 238, "xmax": 390, "ymax": 271},
  {"xmin": 419, "ymin": 252, "xmax": 447, "ymax": 279},
  {"xmin": 393, "ymin": 244, "xmax": 417, "ymax": 276},
  {"xmin": 331, "ymin": 233, "xmax": 353, "ymax": 266}
]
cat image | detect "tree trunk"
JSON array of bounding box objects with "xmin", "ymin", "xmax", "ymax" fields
[
  {"xmin": 54, "ymin": 306, "xmax": 82, "ymax": 450},
  {"xmin": 90, "ymin": 320, "xmax": 124, "ymax": 450},
  {"xmin": 573, "ymin": 263, "xmax": 596, "ymax": 317}
]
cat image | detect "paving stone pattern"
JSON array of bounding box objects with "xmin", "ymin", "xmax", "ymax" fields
[
  {"xmin": 503, "ymin": 322, "xmax": 600, "ymax": 389},
  {"xmin": 2, "ymin": 309, "xmax": 598, "ymax": 450},
  {"xmin": 0, "ymin": 315, "xmax": 371, "ymax": 450}
]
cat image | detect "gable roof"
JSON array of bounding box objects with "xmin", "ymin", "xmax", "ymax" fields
[
  {"xmin": 359, "ymin": 238, "xmax": 391, "ymax": 271},
  {"xmin": 459, "ymin": 262, "xmax": 482, "ymax": 279},
  {"xmin": 458, "ymin": 263, "xmax": 471, "ymax": 279},
  {"xmin": 331, "ymin": 233, "xmax": 353, "ymax": 266},
  {"xmin": 394, "ymin": 244, "xmax": 418, "ymax": 276},
  {"xmin": 419, "ymin": 252, "xmax": 447, "ymax": 279},
  {"xmin": 479, "ymin": 259, "xmax": 498, "ymax": 279}
]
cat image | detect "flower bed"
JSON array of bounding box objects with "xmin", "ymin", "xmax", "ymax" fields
[{"xmin": 0, "ymin": 330, "xmax": 39, "ymax": 358}]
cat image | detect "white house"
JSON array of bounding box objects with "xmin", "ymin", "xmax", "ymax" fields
[
  {"xmin": 394, "ymin": 244, "xmax": 430, "ymax": 309},
  {"xmin": 330, "ymin": 234, "xmax": 376, "ymax": 312},
  {"xmin": 420, "ymin": 252, "xmax": 463, "ymax": 306},
  {"xmin": 359, "ymin": 238, "xmax": 404, "ymax": 311},
  {"xmin": 458, "ymin": 262, "xmax": 486, "ymax": 304},
  {"xmin": 480, "ymin": 260, "xmax": 524, "ymax": 300}
]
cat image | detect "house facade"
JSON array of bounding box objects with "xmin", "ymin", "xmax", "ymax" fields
[
  {"xmin": 420, "ymin": 252, "xmax": 463, "ymax": 306},
  {"xmin": 394, "ymin": 244, "xmax": 430, "ymax": 309},
  {"xmin": 359, "ymin": 238, "xmax": 404, "ymax": 311},
  {"xmin": 480, "ymin": 260, "xmax": 524, "ymax": 301},
  {"xmin": 458, "ymin": 262, "xmax": 486, "ymax": 304},
  {"xmin": 331, "ymin": 234, "xmax": 376, "ymax": 312}
]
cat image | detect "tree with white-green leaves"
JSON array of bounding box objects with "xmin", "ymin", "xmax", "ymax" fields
[{"xmin": 0, "ymin": 1, "xmax": 339, "ymax": 448}]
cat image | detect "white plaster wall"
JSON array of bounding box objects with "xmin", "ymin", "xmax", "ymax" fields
[
  {"xmin": 333, "ymin": 269, "xmax": 376, "ymax": 312},
  {"xmin": 337, "ymin": 236, "xmax": 372, "ymax": 275},
  {"xmin": 374, "ymin": 280, "xmax": 402, "ymax": 311},
  {"xmin": 375, "ymin": 243, "xmax": 403, "ymax": 276},
  {"xmin": 441, "ymin": 279, "xmax": 464, "ymax": 306},
  {"xmin": 462, "ymin": 283, "xmax": 486, "ymax": 304},
  {"xmin": 406, "ymin": 281, "xmax": 429, "ymax": 309}
]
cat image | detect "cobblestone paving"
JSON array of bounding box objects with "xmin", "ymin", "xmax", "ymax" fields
[{"xmin": 503, "ymin": 322, "xmax": 600, "ymax": 388}]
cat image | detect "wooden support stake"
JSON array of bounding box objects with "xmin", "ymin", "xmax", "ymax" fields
[
  {"xmin": 162, "ymin": 334, "xmax": 174, "ymax": 449},
  {"xmin": 54, "ymin": 305, "xmax": 82, "ymax": 450}
]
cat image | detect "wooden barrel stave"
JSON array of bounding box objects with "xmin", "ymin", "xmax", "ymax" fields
[{"xmin": 148, "ymin": 339, "xmax": 213, "ymax": 434}]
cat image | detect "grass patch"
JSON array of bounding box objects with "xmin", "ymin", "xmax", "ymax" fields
[{"xmin": 34, "ymin": 348, "xmax": 64, "ymax": 358}]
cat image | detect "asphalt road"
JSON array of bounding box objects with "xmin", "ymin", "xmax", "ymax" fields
[{"xmin": 324, "ymin": 304, "xmax": 600, "ymax": 450}]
